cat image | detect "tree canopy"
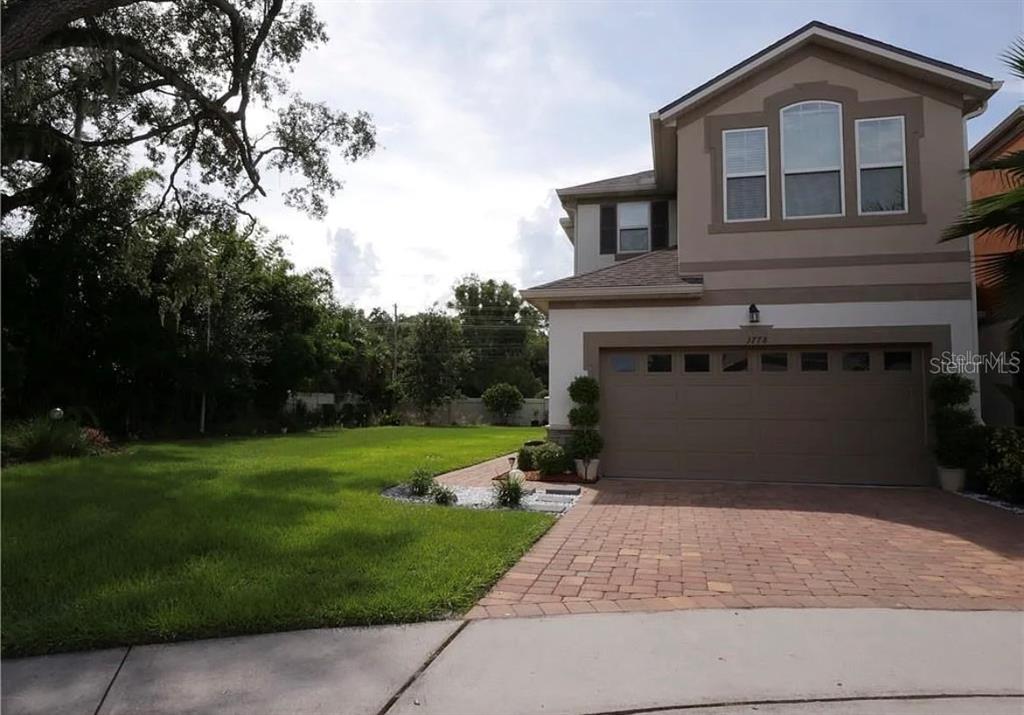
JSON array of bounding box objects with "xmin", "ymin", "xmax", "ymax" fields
[{"xmin": 1, "ymin": 0, "xmax": 375, "ymax": 218}]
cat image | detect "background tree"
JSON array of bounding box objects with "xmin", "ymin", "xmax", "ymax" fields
[
  {"xmin": 1, "ymin": 0, "xmax": 375, "ymax": 218},
  {"xmin": 481, "ymin": 383, "xmax": 524, "ymax": 425},
  {"xmin": 398, "ymin": 311, "xmax": 469, "ymax": 421},
  {"xmin": 448, "ymin": 275, "xmax": 547, "ymax": 398}
]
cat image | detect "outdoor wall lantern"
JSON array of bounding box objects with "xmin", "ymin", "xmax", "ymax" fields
[{"xmin": 748, "ymin": 304, "xmax": 760, "ymax": 324}]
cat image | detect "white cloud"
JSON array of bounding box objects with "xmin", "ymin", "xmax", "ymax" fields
[
  {"xmin": 517, "ymin": 192, "xmax": 573, "ymax": 287},
  {"xmin": 250, "ymin": 2, "xmax": 649, "ymax": 313},
  {"xmin": 327, "ymin": 228, "xmax": 379, "ymax": 304}
]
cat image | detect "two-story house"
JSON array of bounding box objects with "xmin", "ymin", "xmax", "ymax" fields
[{"xmin": 522, "ymin": 22, "xmax": 1001, "ymax": 485}]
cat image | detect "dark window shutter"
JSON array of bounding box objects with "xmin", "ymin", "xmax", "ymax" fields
[
  {"xmin": 599, "ymin": 204, "xmax": 617, "ymax": 255},
  {"xmin": 651, "ymin": 200, "xmax": 669, "ymax": 250}
]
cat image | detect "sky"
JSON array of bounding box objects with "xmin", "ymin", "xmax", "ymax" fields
[{"xmin": 251, "ymin": 0, "xmax": 1024, "ymax": 313}]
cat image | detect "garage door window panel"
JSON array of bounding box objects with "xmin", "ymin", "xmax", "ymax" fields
[
  {"xmin": 610, "ymin": 354, "xmax": 637, "ymax": 373},
  {"xmin": 646, "ymin": 353, "xmax": 673, "ymax": 373},
  {"xmin": 722, "ymin": 351, "xmax": 749, "ymax": 372},
  {"xmin": 800, "ymin": 351, "xmax": 829, "ymax": 372},
  {"xmin": 683, "ymin": 353, "xmax": 711, "ymax": 373},
  {"xmin": 760, "ymin": 352, "xmax": 789, "ymax": 372},
  {"xmin": 842, "ymin": 351, "xmax": 871, "ymax": 371},
  {"xmin": 884, "ymin": 351, "xmax": 913, "ymax": 371}
]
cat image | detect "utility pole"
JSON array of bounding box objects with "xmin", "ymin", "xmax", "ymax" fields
[{"xmin": 391, "ymin": 303, "xmax": 398, "ymax": 383}]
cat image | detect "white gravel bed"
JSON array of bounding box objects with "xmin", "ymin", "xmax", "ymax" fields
[
  {"xmin": 382, "ymin": 483, "xmax": 579, "ymax": 514},
  {"xmin": 959, "ymin": 491, "xmax": 1024, "ymax": 515}
]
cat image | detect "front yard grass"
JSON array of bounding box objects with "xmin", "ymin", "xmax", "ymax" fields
[{"xmin": 1, "ymin": 426, "xmax": 550, "ymax": 656}]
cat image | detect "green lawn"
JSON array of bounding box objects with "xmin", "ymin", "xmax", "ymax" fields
[{"xmin": 1, "ymin": 426, "xmax": 550, "ymax": 656}]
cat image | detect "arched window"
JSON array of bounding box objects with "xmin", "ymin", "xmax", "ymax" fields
[{"xmin": 780, "ymin": 101, "xmax": 844, "ymax": 218}]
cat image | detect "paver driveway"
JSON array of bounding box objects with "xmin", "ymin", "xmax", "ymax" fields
[{"xmin": 466, "ymin": 479, "xmax": 1024, "ymax": 618}]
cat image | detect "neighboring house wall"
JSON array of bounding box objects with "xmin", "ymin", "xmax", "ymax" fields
[
  {"xmin": 971, "ymin": 121, "xmax": 1024, "ymax": 426},
  {"xmin": 285, "ymin": 392, "xmax": 335, "ymax": 412},
  {"xmin": 573, "ymin": 200, "xmax": 678, "ymax": 275},
  {"xmin": 399, "ymin": 397, "xmax": 549, "ymax": 427},
  {"xmin": 547, "ymin": 300, "xmax": 975, "ymax": 427}
]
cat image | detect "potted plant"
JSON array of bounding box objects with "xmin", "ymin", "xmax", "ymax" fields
[
  {"xmin": 568, "ymin": 428, "xmax": 604, "ymax": 482},
  {"xmin": 929, "ymin": 374, "xmax": 983, "ymax": 492},
  {"xmin": 567, "ymin": 375, "xmax": 602, "ymax": 482}
]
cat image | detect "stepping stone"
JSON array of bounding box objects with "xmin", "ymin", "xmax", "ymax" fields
[
  {"xmin": 527, "ymin": 502, "xmax": 569, "ymax": 513},
  {"xmin": 542, "ymin": 485, "xmax": 581, "ymax": 496}
]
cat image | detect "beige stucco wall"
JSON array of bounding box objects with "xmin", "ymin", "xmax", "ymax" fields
[
  {"xmin": 573, "ymin": 200, "xmax": 677, "ymax": 276},
  {"xmin": 675, "ymin": 48, "xmax": 971, "ymax": 290}
]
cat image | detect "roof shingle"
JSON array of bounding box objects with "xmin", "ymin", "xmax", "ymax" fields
[{"xmin": 526, "ymin": 250, "xmax": 700, "ymax": 292}]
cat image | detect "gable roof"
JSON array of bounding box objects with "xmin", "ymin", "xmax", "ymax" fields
[
  {"xmin": 970, "ymin": 106, "xmax": 1024, "ymax": 164},
  {"xmin": 656, "ymin": 21, "xmax": 999, "ymax": 122},
  {"xmin": 556, "ymin": 170, "xmax": 657, "ymax": 201}
]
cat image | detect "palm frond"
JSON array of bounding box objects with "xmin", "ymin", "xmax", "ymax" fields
[
  {"xmin": 1001, "ymin": 37, "xmax": 1024, "ymax": 80},
  {"xmin": 970, "ymin": 150, "xmax": 1024, "ymax": 186},
  {"xmin": 976, "ymin": 250, "xmax": 1024, "ymax": 344},
  {"xmin": 942, "ymin": 186, "xmax": 1024, "ymax": 244}
]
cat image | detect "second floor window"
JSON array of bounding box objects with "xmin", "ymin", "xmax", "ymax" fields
[
  {"xmin": 723, "ymin": 127, "xmax": 768, "ymax": 222},
  {"xmin": 856, "ymin": 116, "xmax": 906, "ymax": 214},
  {"xmin": 618, "ymin": 202, "xmax": 649, "ymax": 252},
  {"xmin": 781, "ymin": 101, "xmax": 843, "ymax": 218}
]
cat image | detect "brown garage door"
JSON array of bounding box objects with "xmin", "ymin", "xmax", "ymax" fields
[{"xmin": 600, "ymin": 346, "xmax": 929, "ymax": 485}]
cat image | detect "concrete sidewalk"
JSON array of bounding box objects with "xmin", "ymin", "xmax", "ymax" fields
[{"xmin": 3, "ymin": 609, "xmax": 1022, "ymax": 715}]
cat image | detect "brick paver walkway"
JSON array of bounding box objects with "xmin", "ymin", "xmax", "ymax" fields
[
  {"xmin": 436, "ymin": 454, "xmax": 514, "ymax": 488},
  {"xmin": 468, "ymin": 479, "xmax": 1024, "ymax": 618}
]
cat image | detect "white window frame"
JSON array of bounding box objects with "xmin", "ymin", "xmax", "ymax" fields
[
  {"xmin": 780, "ymin": 100, "xmax": 845, "ymax": 220},
  {"xmin": 722, "ymin": 127, "xmax": 769, "ymax": 223},
  {"xmin": 617, "ymin": 201, "xmax": 650, "ymax": 254},
  {"xmin": 855, "ymin": 115, "xmax": 908, "ymax": 216}
]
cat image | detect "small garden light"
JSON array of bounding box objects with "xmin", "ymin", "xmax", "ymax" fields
[
  {"xmin": 748, "ymin": 304, "xmax": 760, "ymax": 324},
  {"xmin": 48, "ymin": 407, "xmax": 64, "ymax": 422}
]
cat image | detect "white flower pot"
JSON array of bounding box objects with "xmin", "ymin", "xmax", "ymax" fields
[
  {"xmin": 575, "ymin": 459, "xmax": 600, "ymax": 482},
  {"xmin": 937, "ymin": 466, "xmax": 965, "ymax": 493}
]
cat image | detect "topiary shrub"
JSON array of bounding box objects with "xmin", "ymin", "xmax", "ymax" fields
[
  {"xmin": 482, "ymin": 382, "xmax": 524, "ymax": 425},
  {"xmin": 568, "ymin": 375, "xmax": 599, "ymax": 406},
  {"xmin": 533, "ymin": 441, "xmax": 570, "ymax": 476},
  {"xmin": 408, "ymin": 467, "xmax": 436, "ymax": 496},
  {"xmin": 978, "ymin": 427, "xmax": 1024, "ymax": 503},
  {"xmin": 431, "ymin": 484, "xmax": 458, "ymax": 506},
  {"xmin": 933, "ymin": 407, "xmax": 985, "ymax": 469},
  {"xmin": 929, "ymin": 374, "xmax": 983, "ymax": 470},
  {"xmin": 929, "ymin": 373, "xmax": 976, "ymax": 408},
  {"xmin": 493, "ymin": 472, "xmax": 524, "ymax": 507},
  {"xmin": 568, "ymin": 404, "xmax": 599, "ymax": 429},
  {"xmin": 567, "ymin": 428, "xmax": 604, "ymax": 462}
]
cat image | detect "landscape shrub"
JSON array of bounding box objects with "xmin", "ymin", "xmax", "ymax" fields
[
  {"xmin": 482, "ymin": 383, "xmax": 524, "ymax": 424},
  {"xmin": 516, "ymin": 445, "xmax": 537, "ymax": 471},
  {"xmin": 978, "ymin": 427, "xmax": 1024, "ymax": 503},
  {"xmin": 431, "ymin": 484, "xmax": 458, "ymax": 506},
  {"xmin": 3, "ymin": 417, "xmax": 90, "ymax": 462},
  {"xmin": 81, "ymin": 427, "xmax": 112, "ymax": 454},
  {"xmin": 567, "ymin": 404, "xmax": 599, "ymax": 429},
  {"xmin": 567, "ymin": 428, "xmax": 604, "ymax": 462},
  {"xmin": 533, "ymin": 441, "xmax": 570, "ymax": 476},
  {"xmin": 378, "ymin": 412, "xmax": 402, "ymax": 426},
  {"xmin": 493, "ymin": 473, "xmax": 524, "ymax": 507},
  {"xmin": 567, "ymin": 376, "xmax": 599, "ymax": 406},
  {"xmin": 408, "ymin": 467, "xmax": 436, "ymax": 496}
]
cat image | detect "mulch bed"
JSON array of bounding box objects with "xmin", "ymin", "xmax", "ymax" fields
[{"xmin": 493, "ymin": 470, "xmax": 585, "ymax": 484}]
